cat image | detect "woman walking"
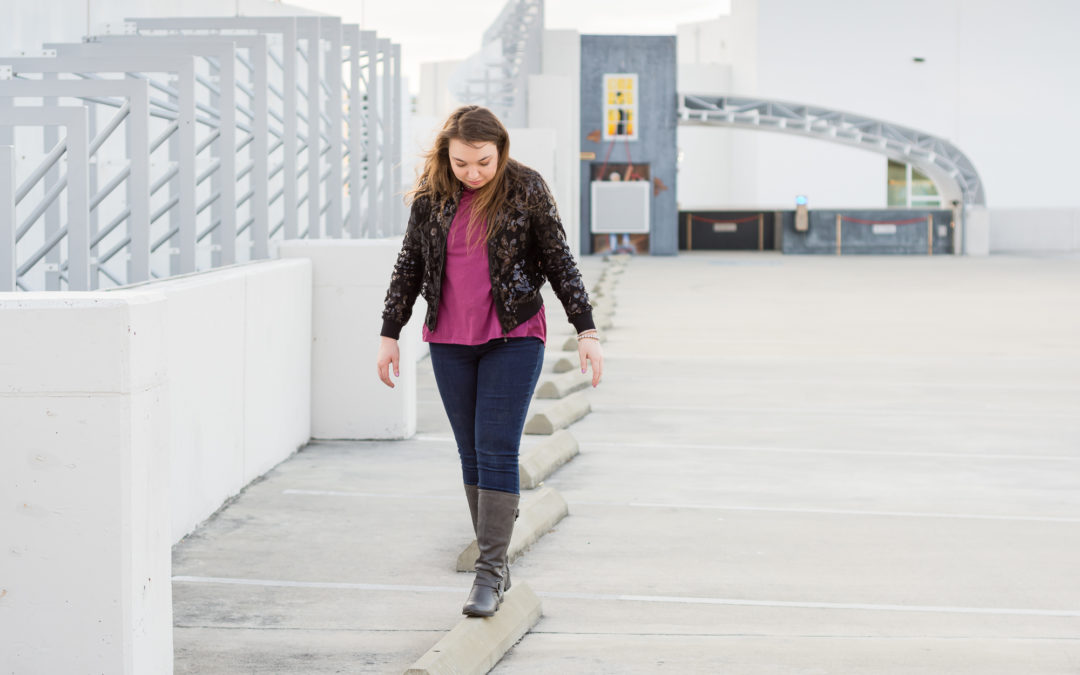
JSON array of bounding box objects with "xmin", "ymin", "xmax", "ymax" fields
[{"xmin": 376, "ymin": 105, "xmax": 603, "ymax": 617}]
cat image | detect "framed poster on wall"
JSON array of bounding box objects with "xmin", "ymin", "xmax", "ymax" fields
[{"xmin": 603, "ymin": 73, "xmax": 639, "ymax": 141}]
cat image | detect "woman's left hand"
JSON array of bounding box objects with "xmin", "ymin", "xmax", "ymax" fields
[{"xmin": 579, "ymin": 339, "xmax": 604, "ymax": 387}]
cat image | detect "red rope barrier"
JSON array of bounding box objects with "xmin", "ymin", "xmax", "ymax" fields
[
  {"xmin": 623, "ymin": 139, "xmax": 638, "ymax": 180},
  {"xmin": 597, "ymin": 139, "xmax": 640, "ymax": 181},
  {"xmin": 690, "ymin": 213, "xmax": 764, "ymax": 225},
  {"xmin": 690, "ymin": 214, "xmax": 927, "ymax": 227},
  {"xmin": 840, "ymin": 215, "xmax": 927, "ymax": 226}
]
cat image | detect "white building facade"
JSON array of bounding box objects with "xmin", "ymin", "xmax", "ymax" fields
[{"xmin": 677, "ymin": 0, "xmax": 1080, "ymax": 253}]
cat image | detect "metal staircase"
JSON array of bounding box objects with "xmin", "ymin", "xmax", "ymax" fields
[{"xmin": 450, "ymin": 0, "xmax": 543, "ymax": 128}]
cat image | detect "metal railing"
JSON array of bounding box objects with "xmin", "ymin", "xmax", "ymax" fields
[{"xmin": 0, "ymin": 14, "xmax": 403, "ymax": 292}]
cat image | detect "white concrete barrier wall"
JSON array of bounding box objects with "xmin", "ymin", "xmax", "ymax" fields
[
  {"xmin": 139, "ymin": 260, "xmax": 312, "ymax": 541},
  {"xmin": 0, "ymin": 259, "xmax": 312, "ymax": 674},
  {"xmin": 990, "ymin": 208, "xmax": 1080, "ymax": 253},
  {"xmin": 278, "ymin": 239, "xmax": 421, "ymax": 440},
  {"xmin": 0, "ymin": 292, "xmax": 173, "ymax": 675}
]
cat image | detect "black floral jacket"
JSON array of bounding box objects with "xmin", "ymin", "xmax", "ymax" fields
[{"xmin": 380, "ymin": 163, "xmax": 594, "ymax": 340}]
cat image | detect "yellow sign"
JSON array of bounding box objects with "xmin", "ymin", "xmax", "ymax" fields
[{"xmin": 603, "ymin": 73, "xmax": 638, "ymax": 141}]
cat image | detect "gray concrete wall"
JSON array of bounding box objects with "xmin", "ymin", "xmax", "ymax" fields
[
  {"xmin": 783, "ymin": 210, "xmax": 955, "ymax": 255},
  {"xmin": 579, "ymin": 35, "xmax": 678, "ymax": 255}
]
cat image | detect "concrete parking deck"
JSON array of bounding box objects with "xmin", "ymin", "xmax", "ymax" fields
[{"xmin": 173, "ymin": 252, "xmax": 1080, "ymax": 674}]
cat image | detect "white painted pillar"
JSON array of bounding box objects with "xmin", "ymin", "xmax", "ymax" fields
[
  {"xmin": 539, "ymin": 29, "xmax": 583, "ymax": 258},
  {"xmin": 964, "ymin": 204, "xmax": 991, "ymax": 256},
  {"xmin": 278, "ymin": 239, "xmax": 420, "ymax": 439},
  {"xmin": 509, "ymin": 128, "xmax": 558, "ymax": 200},
  {"xmin": 0, "ymin": 292, "xmax": 173, "ymax": 675},
  {"xmin": 526, "ymin": 74, "xmax": 581, "ymax": 258}
]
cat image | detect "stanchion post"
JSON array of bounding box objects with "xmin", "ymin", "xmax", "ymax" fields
[
  {"xmin": 0, "ymin": 146, "xmax": 14, "ymax": 290},
  {"xmin": 686, "ymin": 213, "xmax": 692, "ymax": 251},
  {"xmin": 927, "ymin": 214, "xmax": 933, "ymax": 256},
  {"xmin": 757, "ymin": 213, "xmax": 764, "ymax": 250},
  {"xmin": 66, "ymin": 107, "xmax": 90, "ymax": 290},
  {"xmin": 835, "ymin": 214, "xmax": 842, "ymax": 256}
]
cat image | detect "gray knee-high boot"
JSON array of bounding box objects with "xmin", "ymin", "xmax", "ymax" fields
[
  {"xmin": 464, "ymin": 484, "xmax": 479, "ymax": 534},
  {"xmin": 464, "ymin": 485, "xmax": 516, "ymax": 592},
  {"xmin": 462, "ymin": 488, "xmax": 519, "ymax": 617}
]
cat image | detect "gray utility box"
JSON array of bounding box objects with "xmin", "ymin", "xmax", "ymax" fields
[{"xmin": 590, "ymin": 181, "xmax": 650, "ymax": 234}]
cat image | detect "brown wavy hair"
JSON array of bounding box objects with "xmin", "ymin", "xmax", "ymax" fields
[{"xmin": 410, "ymin": 105, "xmax": 520, "ymax": 245}]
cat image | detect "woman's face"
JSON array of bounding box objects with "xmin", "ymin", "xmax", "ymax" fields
[{"xmin": 448, "ymin": 138, "xmax": 498, "ymax": 190}]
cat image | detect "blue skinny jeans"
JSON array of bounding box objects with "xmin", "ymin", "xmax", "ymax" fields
[{"xmin": 428, "ymin": 337, "xmax": 545, "ymax": 495}]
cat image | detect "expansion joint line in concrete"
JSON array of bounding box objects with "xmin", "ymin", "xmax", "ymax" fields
[
  {"xmin": 583, "ymin": 440, "xmax": 1080, "ymax": 463},
  {"xmin": 279, "ymin": 490, "xmax": 1079, "ymax": 523},
  {"xmin": 170, "ymin": 576, "xmax": 1080, "ymax": 618}
]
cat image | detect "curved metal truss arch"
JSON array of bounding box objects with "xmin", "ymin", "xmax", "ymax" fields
[{"xmin": 678, "ymin": 94, "xmax": 985, "ymax": 206}]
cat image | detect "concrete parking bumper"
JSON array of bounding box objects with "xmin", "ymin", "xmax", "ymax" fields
[
  {"xmin": 456, "ymin": 487, "xmax": 569, "ymax": 572},
  {"xmin": 404, "ymin": 583, "xmax": 542, "ymax": 675},
  {"xmin": 518, "ymin": 430, "xmax": 580, "ymax": 489}
]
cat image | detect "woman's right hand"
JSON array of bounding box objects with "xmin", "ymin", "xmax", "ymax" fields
[{"xmin": 376, "ymin": 336, "xmax": 401, "ymax": 388}]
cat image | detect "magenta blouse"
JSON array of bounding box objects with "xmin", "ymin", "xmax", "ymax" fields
[{"xmin": 422, "ymin": 188, "xmax": 547, "ymax": 345}]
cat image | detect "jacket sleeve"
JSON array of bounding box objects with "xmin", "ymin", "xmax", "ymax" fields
[
  {"xmin": 532, "ymin": 175, "xmax": 595, "ymax": 334},
  {"xmin": 380, "ymin": 198, "xmax": 428, "ymax": 339}
]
